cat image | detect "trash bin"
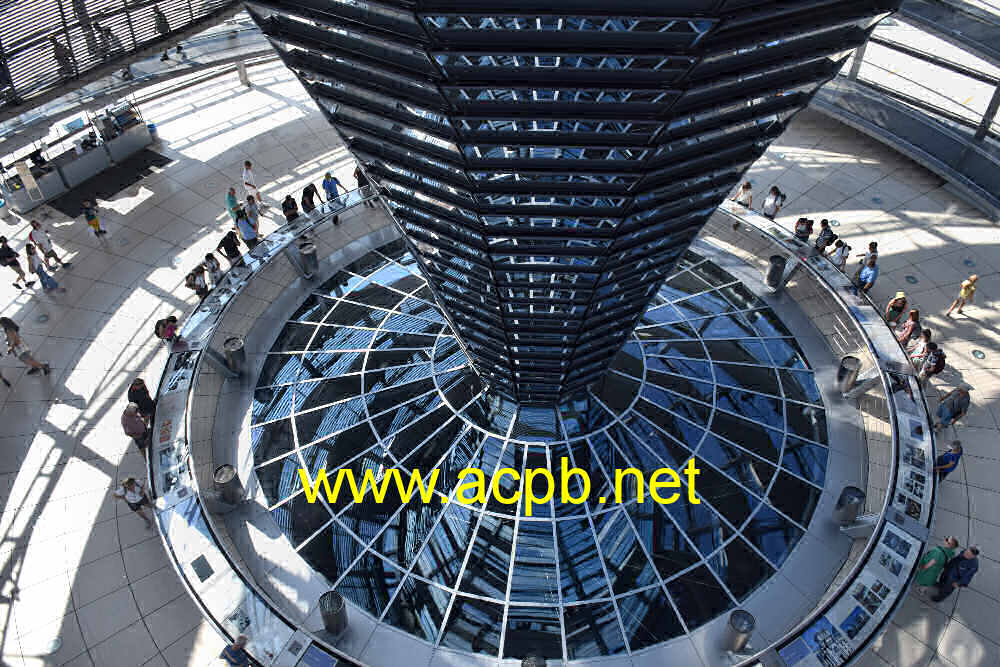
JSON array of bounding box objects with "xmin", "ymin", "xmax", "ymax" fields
[
  {"xmin": 765, "ymin": 255, "xmax": 787, "ymax": 289},
  {"xmin": 147, "ymin": 122, "xmax": 158, "ymax": 142},
  {"xmin": 223, "ymin": 336, "xmax": 245, "ymax": 375},
  {"xmin": 837, "ymin": 355, "xmax": 861, "ymax": 394},
  {"xmin": 725, "ymin": 610, "xmax": 755, "ymax": 653},
  {"xmin": 298, "ymin": 239, "xmax": 318, "ymax": 278},
  {"xmin": 319, "ymin": 590, "xmax": 348, "ymax": 636},
  {"xmin": 214, "ymin": 465, "xmax": 243, "ymax": 504},
  {"xmin": 833, "ymin": 486, "xmax": 865, "ymax": 526}
]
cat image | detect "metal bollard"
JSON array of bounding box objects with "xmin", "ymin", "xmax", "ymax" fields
[
  {"xmin": 223, "ymin": 337, "xmax": 245, "ymax": 375},
  {"xmin": 765, "ymin": 255, "xmax": 787, "ymax": 289},
  {"xmin": 725, "ymin": 610, "xmax": 755, "ymax": 653},
  {"xmin": 319, "ymin": 590, "xmax": 348, "ymax": 636},
  {"xmin": 214, "ymin": 465, "xmax": 244, "ymax": 505},
  {"xmin": 837, "ymin": 355, "xmax": 861, "ymax": 394},
  {"xmin": 298, "ymin": 239, "xmax": 319, "ymax": 279},
  {"xmin": 833, "ymin": 486, "xmax": 865, "ymax": 526}
]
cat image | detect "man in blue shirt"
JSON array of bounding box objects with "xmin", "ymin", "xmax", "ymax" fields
[
  {"xmin": 856, "ymin": 257, "xmax": 879, "ymax": 293},
  {"xmin": 322, "ymin": 172, "xmax": 343, "ymax": 201},
  {"xmin": 934, "ymin": 440, "xmax": 963, "ymax": 481},
  {"xmin": 931, "ymin": 547, "xmax": 980, "ymax": 602},
  {"xmin": 220, "ymin": 635, "xmax": 251, "ymax": 666}
]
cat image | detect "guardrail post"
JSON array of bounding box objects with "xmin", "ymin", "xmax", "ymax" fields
[
  {"xmin": 202, "ymin": 346, "xmax": 239, "ymax": 379},
  {"xmin": 974, "ymin": 83, "xmax": 1000, "ymax": 141},
  {"xmin": 236, "ymin": 60, "xmax": 250, "ymax": 88},
  {"xmin": 724, "ymin": 610, "xmax": 755, "ymax": 656},
  {"xmin": 833, "ymin": 486, "xmax": 866, "ymax": 526},
  {"xmin": 848, "ymin": 42, "xmax": 866, "ymax": 80}
]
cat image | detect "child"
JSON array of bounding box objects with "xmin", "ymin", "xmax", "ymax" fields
[{"xmin": 82, "ymin": 199, "xmax": 107, "ymax": 237}]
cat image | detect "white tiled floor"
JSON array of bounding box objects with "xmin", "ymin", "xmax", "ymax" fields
[{"xmin": 0, "ymin": 60, "xmax": 996, "ymax": 665}]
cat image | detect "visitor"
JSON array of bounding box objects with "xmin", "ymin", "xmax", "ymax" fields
[
  {"xmin": 814, "ymin": 219, "xmax": 835, "ymax": 252},
  {"xmin": 204, "ymin": 253, "xmax": 223, "ymax": 286},
  {"xmin": 731, "ymin": 181, "xmax": 752, "ymax": 209},
  {"xmin": 154, "ymin": 315, "xmax": 181, "ymax": 343},
  {"xmin": 25, "ymin": 244, "xmax": 64, "ymax": 293},
  {"xmin": 217, "ymin": 230, "xmax": 244, "ymax": 266},
  {"xmin": 885, "ymin": 292, "xmax": 907, "ymax": 325},
  {"xmin": 282, "ymin": 194, "xmax": 300, "ymax": 222},
  {"xmin": 935, "ymin": 388, "xmax": 971, "ymax": 432},
  {"xmin": 220, "ymin": 635, "xmax": 251, "ymax": 666},
  {"xmin": 855, "ymin": 257, "xmax": 879, "ymax": 293},
  {"xmin": 242, "ymin": 160, "xmax": 263, "ymax": 205},
  {"xmin": 793, "ymin": 217, "xmax": 813, "ymax": 242},
  {"xmin": 917, "ymin": 342, "xmax": 946, "ymax": 386},
  {"xmin": 82, "ymin": 199, "xmax": 107, "ymax": 237},
  {"xmin": 934, "ymin": 441, "xmax": 963, "ymax": 480},
  {"xmin": 896, "ymin": 309, "xmax": 921, "ymax": 344},
  {"xmin": 121, "ymin": 403, "xmax": 150, "ymax": 451},
  {"xmin": 225, "ymin": 187, "xmax": 240, "ymax": 223},
  {"xmin": 112, "ymin": 477, "xmax": 153, "ymax": 529},
  {"xmin": 29, "ymin": 220, "xmax": 71, "ymax": 269},
  {"xmin": 0, "ymin": 317, "xmax": 49, "ymax": 375},
  {"xmin": 916, "ymin": 537, "xmax": 958, "ymax": 593},
  {"xmin": 931, "ymin": 547, "xmax": 980, "ymax": 603},
  {"xmin": 0, "ymin": 236, "xmax": 35, "ymax": 290},
  {"xmin": 908, "ymin": 328, "xmax": 932, "ymax": 367},
  {"xmin": 946, "ymin": 274, "xmax": 978, "ymax": 317},
  {"xmin": 128, "ymin": 378, "xmax": 156, "ymax": 419},
  {"xmin": 301, "ymin": 183, "xmax": 321, "ymax": 215},
  {"xmin": 235, "ymin": 207, "xmax": 260, "ymax": 250},
  {"xmin": 185, "ymin": 266, "xmax": 209, "ymax": 299},
  {"xmin": 827, "ymin": 240, "xmax": 849, "ymax": 272},
  {"xmin": 760, "ymin": 186, "xmax": 786, "ymax": 219},
  {"xmin": 853, "ymin": 241, "xmax": 878, "ymax": 282},
  {"xmin": 322, "ymin": 171, "xmax": 343, "ymax": 201},
  {"xmin": 355, "ymin": 165, "xmax": 375, "ymax": 207}
]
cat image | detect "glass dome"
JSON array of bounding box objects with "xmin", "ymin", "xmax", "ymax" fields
[{"xmin": 249, "ymin": 239, "xmax": 828, "ymax": 661}]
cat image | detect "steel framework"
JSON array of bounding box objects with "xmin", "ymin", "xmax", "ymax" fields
[{"xmin": 247, "ymin": 0, "xmax": 899, "ymax": 404}]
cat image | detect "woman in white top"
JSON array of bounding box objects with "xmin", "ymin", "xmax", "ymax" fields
[
  {"xmin": 828, "ymin": 240, "xmax": 849, "ymax": 272},
  {"xmin": 761, "ymin": 186, "xmax": 786, "ymax": 219},
  {"xmin": 28, "ymin": 220, "xmax": 70, "ymax": 269},
  {"xmin": 243, "ymin": 160, "xmax": 263, "ymax": 205},
  {"xmin": 732, "ymin": 181, "xmax": 752, "ymax": 208},
  {"xmin": 113, "ymin": 477, "xmax": 153, "ymax": 529},
  {"xmin": 203, "ymin": 253, "xmax": 223, "ymax": 287}
]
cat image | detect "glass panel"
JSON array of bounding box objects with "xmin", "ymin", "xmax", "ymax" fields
[
  {"xmin": 617, "ymin": 587, "xmax": 685, "ymax": 650},
  {"xmin": 503, "ymin": 606, "xmax": 563, "ymax": 660},
  {"xmin": 664, "ymin": 565, "xmax": 733, "ymax": 628},
  {"xmin": 563, "ymin": 601, "xmax": 627, "ymax": 659},
  {"xmin": 440, "ymin": 595, "xmax": 504, "ymax": 656}
]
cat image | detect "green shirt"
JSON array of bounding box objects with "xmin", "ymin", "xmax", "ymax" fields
[{"xmin": 916, "ymin": 545, "xmax": 955, "ymax": 586}]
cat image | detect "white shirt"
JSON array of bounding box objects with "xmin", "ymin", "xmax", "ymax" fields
[
  {"xmin": 830, "ymin": 246, "xmax": 848, "ymax": 267},
  {"xmin": 27, "ymin": 253, "xmax": 44, "ymax": 273},
  {"xmin": 734, "ymin": 188, "xmax": 751, "ymax": 206},
  {"xmin": 761, "ymin": 194, "xmax": 780, "ymax": 216},
  {"xmin": 242, "ymin": 167, "xmax": 257, "ymax": 190},
  {"xmin": 29, "ymin": 228, "xmax": 52, "ymax": 252},
  {"xmin": 114, "ymin": 481, "xmax": 146, "ymax": 504}
]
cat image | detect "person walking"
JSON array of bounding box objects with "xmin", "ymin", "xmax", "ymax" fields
[
  {"xmin": 908, "ymin": 328, "xmax": 932, "ymax": 367},
  {"xmin": 282, "ymin": 194, "xmax": 300, "ymax": 222},
  {"xmin": 220, "ymin": 635, "xmax": 251, "ymax": 666},
  {"xmin": 828, "ymin": 240, "xmax": 849, "ymax": 272},
  {"xmin": 946, "ymin": 274, "xmax": 978, "ymax": 317},
  {"xmin": 885, "ymin": 292, "xmax": 907, "ymax": 325},
  {"xmin": 355, "ymin": 165, "xmax": 375, "ymax": 207},
  {"xmin": 112, "ymin": 477, "xmax": 154, "ymax": 529},
  {"xmin": 0, "ymin": 236, "xmax": 35, "ymax": 290},
  {"xmin": 322, "ymin": 171, "xmax": 343, "ymax": 201},
  {"xmin": 917, "ymin": 342, "xmax": 946, "ymax": 386},
  {"xmin": 935, "ymin": 388, "xmax": 971, "ymax": 432},
  {"xmin": 731, "ymin": 181, "xmax": 752, "ymax": 209},
  {"xmin": 242, "ymin": 160, "xmax": 263, "ymax": 205},
  {"xmin": 0, "ymin": 317, "xmax": 50, "ymax": 375},
  {"xmin": 225, "ymin": 187, "xmax": 240, "ymax": 223},
  {"xmin": 128, "ymin": 378, "xmax": 156, "ymax": 420},
  {"xmin": 934, "ymin": 441, "xmax": 963, "ymax": 481},
  {"xmin": 814, "ymin": 219, "xmax": 835, "ymax": 252},
  {"xmin": 81, "ymin": 199, "xmax": 107, "ymax": 237},
  {"xmin": 235, "ymin": 207, "xmax": 260, "ymax": 250},
  {"xmin": 217, "ymin": 230, "xmax": 244, "ymax": 266},
  {"xmin": 203, "ymin": 253, "xmax": 223, "ymax": 286},
  {"xmin": 931, "ymin": 547, "xmax": 980, "ymax": 603},
  {"xmin": 760, "ymin": 186, "xmax": 786, "ymax": 220},
  {"xmin": 916, "ymin": 537, "xmax": 959, "ymax": 593},
  {"xmin": 29, "ymin": 220, "xmax": 70, "ymax": 269},
  {"xmin": 121, "ymin": 403, "xmax": 150, "ymax": 451},
  {"xmin": 855, "ymin": 257, "xmax": 879, "ymax": 293},
  {"xmin": 896, "ymin": 309, "xmax": 921, "ymax": 344},
  {"xmin": 25, "ymin": 244, "xmax": 64, "ymax": 293}
]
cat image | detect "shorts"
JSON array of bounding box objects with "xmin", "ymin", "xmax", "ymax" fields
[
  {"xmin": 86, "ymin": 218, "xmax": 101, "ymax": 232},
  {"xmin": 3, "ymin": 259, "xmax": 22, "ymax": 274},
  {"xmin": 42, "ymin": 248, "xmax": 58, "ymax": 259},
  {"xmin": 126, "ymin": 496, "xmax": 150, "ymax": 512}
]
